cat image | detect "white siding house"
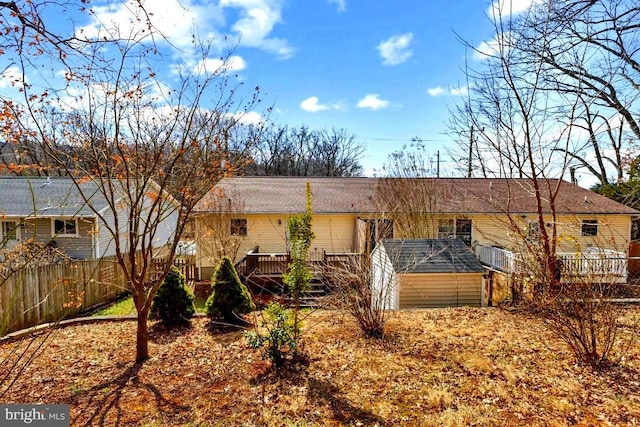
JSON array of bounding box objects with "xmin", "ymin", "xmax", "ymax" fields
[{"xmin": 0, "ymin": 177, "xmax": 179, "ymax": 259}]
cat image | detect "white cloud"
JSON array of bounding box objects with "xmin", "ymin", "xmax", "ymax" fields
[
  {"xmin": 300, "ymin": 96, "xmax": 330, "ymax": 112},
  {"xmin": 193, "ymin": 55, "xmax": 247, "ymax": 74},
  {"xmin": 427, "ymin": 86, "xmax": 445, "ymax": 97},
  {"xmin": 78, "ymin": 0, "xmax": 293, "ymax": 60},
  {"xmin": 229, "ymin": 110, "xmax": 264, "ymax": 125},
  {"xmin": 327, "ymin": 0, "xmax": 346, "ymax": 12},
  {"xmin": 0, "ymin": 66, "xmax": 25, "ymax": 88},
  {"xmin": 427, "ymin": 85, "xmax": 470, "ymax": 97},
  {"xmin": 488, "ymin": 0, "xmax": 544, "ymax": 17},
  {"xmin": 357, "ymin": 94, "xmax": 390, "ymax": 110},
  {"xmin": 78, "ymin": 0, "xmax": 217, "ymax": 48},
  {"xmin": 220, "ymin": 0, "xmax": 294, "ymax": 59},
  {"xmin": 377, "ymin": 33, "xmax": 413, "ymax": 66},
  {"xmin": 473, "ymin": 32, "xmax": 514, "ymax": 60},
  {"xmin": 449, "ymin": 86, "xmax": 469, "ymax": 96}
]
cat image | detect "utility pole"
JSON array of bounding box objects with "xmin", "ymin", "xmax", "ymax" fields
[
  {"xmin": 468, "ymin": 126, "xmax": 473, "ymax": 178},
  {"xmin": 437, "ymin": 150, "xmax": 440, "ymax": 178}
]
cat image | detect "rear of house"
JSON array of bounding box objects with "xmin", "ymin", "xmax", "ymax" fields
[{"xmin": 194, "ymin": 177, "xmax": 639, "ymax": 304}]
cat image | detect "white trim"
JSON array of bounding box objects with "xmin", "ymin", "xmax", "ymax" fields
[{"xmin": 1, "ymin": 220, "xmax": 20, "ymax": 242}]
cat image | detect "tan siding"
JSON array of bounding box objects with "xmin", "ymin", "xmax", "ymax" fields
[
  {"xmin": 554, "ymin": 214, "xmax": 631, "ymax": 252},
  {"xmin": 470, "ymin": 213, "xmax": 631, "ymax": 253},
  {"xmin": 197, "ymin": 211, "xmax": 633, "ymax": 270},
  {"xmin": 197, "ymin": 213, "xmax": 358, "ymax": 269},
  {"xmin": 242, "ymin": 214, "xmax": 288, "ymax": 254},
  {"xmin": 311, "ymin": 215, "xmax": 356, "ymax": 254},
  {"xmin": 398, "ymin": 273, "xmax": 483, "ymax": 308}
]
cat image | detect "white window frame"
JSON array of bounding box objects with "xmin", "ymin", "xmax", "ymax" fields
[
  {"xmin": 1, "ymin": 221, "xmax": 19, "ymax": 242},
  {"xmin": 52, "ymin": 218, "xmax": 79, "ymax": 237}
]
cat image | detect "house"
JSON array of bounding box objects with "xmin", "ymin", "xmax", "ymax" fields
[
  {"xmin": 193, "ymin": 177, "xmax": 639, "ymax": 301},
  {"xmin": 370, "ymin": 239, "xmax": 487, "ymax": 309},
  {"xmin": 0, "ymin": 177, "xmax": 178, "ymax": 260}
]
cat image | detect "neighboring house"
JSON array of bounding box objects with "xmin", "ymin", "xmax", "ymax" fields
[
  {"xmin": 371, "ymin": 239, "xmax": 487, "ymax": 309},
  {"xmin": 0, "ymin": 177, "xmax": 178, "ymax": 260},
  {"xmin": 193, "ymin": 177, "xmax": 639, "ymax": 301}
]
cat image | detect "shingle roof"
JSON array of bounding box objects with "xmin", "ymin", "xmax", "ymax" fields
[
  {"xmin": 0, "ymin": 177, "xmax": 108, "ymax": 217},
  {"xmin": 380, "ymin": 238, "xmax": 486, "ymax": 274},
  {"xmin": 194, "ymin": 176, "xmax": 639, "ymax": 215}
]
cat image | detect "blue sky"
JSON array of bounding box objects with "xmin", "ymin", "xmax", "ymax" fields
[
  {"xmin": 2, "ymin": 0, "xmax": 531, "ymax": 175},
  {"xmin": 211, "ymin": 0, "xmax": 496, "ymax": 175}
]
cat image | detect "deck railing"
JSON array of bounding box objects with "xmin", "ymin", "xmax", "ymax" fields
[
  {"xmin": 235, "ymin": 247, "xmax": 363, "ymax": 277},
  {"xmin": 475, "ymin": 244, "xmax": 518, "ymax": 272},
  {"xmin": 475, "ymin": 243, "xmax": 628, "ymax": 282}
]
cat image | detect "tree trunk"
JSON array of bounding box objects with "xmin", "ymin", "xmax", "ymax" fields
[{"xmin": 136, "ymin": 308, "xmax": 150, "ymax": 363}]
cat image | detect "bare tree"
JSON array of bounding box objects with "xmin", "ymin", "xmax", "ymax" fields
[
  {"xmin": 452, "ymin": 1, "xmax": 639, "ymax": 367},
  {"xmin": 196, "ymin": 186, "xmax": 247, "ymax": 266},
  {"xmin": 323, "ymin": 251, "xmax": 388, "ymax": 338},
  {"xmin": 246, "ymin": 124, "xmax": 364, "ymax": 176},
  {"xmin": 375, "ymin": 142, "xmax": 445, "ymax": 240},
  {"xmin": 450, "ymin": 1, "xmax": 586, "ymax": 291},
  {"xmin": 514, "ymin": 0, "xmax": 640, "ymax": 185},
  {"xmin": 1, "ymin": 3, "xmax": 264, "ymax": 362},
  {"xmin": 316, "ymin": 128, "xmax": 365, "ymax": 177}
]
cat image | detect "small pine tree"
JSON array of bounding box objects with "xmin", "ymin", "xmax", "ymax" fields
[
  {"xmin": 150, "ymin": 266, "xmax": 195, "ymax": 328},
  {"xmin": 206, "ymin": 256, "xmax": 255, "ymax": 323}
]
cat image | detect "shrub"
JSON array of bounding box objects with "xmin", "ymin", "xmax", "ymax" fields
[
  {"xmin": 150, "ymin": 266, "xmax": 195, "ymax": 328},
  {"xmin": 245, "ymin": 301, "xmax": 301, "ymax": 367},
  {"xmin": 542, "ymin": 281, "xmax": 636, "ymax": 369},
  {"xmin": 206, "ymin": 256, "xmax": 255, "ymax": 323},
  {"xmin": 324, "ymin": 253, "xmax": 387, "ymax": 339}
]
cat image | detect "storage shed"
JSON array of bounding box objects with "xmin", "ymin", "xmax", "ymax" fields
[{"xmin": 371, "ymin": 239, "xmax": 487, "ymax": 309}]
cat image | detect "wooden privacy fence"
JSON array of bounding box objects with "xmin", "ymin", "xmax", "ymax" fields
[
  {"xmin": 0, "ymin": 257, "xmax": 127, "ymax": 336},
  {"xmin": 151, "ymin": 255, "xmax": 198, "ymax": 281}
]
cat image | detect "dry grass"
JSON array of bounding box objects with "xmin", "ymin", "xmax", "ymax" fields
[{"xmin": 1, "ymin": 307, "xmax": 639, "ymax": 426}]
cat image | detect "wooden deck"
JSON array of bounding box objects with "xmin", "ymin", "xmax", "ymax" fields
[
  {"xmin": 475, "ymin": 243, "xmax": 629, "ymax": 283},
  {"xmin": 235, "ymin": 247, "xmax": 360, "ymax": 279}
]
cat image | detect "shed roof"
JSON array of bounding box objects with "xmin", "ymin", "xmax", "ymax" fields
[
  {"xmin": 194, "ymin": 176, "xmax": 639, "ymax": 215},
  {"xmin": 380, "ymin": 238, "xmax": 486, "ymax": 274},
  {"xmin": 0, "ymin": 177, "xmax": 108, "ymax": 217}
]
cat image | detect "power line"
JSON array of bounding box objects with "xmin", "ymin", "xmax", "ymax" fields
[{"xmin": 363, "ymin": 137, "xmax": 452, "ymax": 143}]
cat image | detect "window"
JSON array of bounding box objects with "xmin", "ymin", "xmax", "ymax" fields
[
  {"xmin": 525, "ymin": 221, "xmax": 540, "ymax": 243},
  {"xmin": 53, "ymin": 219, "xmax": 77, "ymax": 236},
  {"xmin": 456, "ymin": 219, "xmax": 473, "ymax": 246},
  {"xmin": 438, "ymin": 219, "xmax": 454, "ymax": 238},
  {"xmin": 230, "ymin": 218, "xmax": 247, "ymax": 236},
  {"xmin": 438, "ymin": 218, "xmax": 472, "ymax": 246},
  {"xmin": 1, "ymin": 221, "xmax": 18, "ymax": 241},
  {"xmin": 633, "ymin": 218, "xmax": 640, "ymax": 241},
  {"xmin": 581, "ymin": 219, "xmax": 598, "ymax": 236}
]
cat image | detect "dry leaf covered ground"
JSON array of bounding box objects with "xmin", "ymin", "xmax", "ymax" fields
[{"xmin": 1, "ymin": 307, "xmax": 639, "ymax": 426}]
